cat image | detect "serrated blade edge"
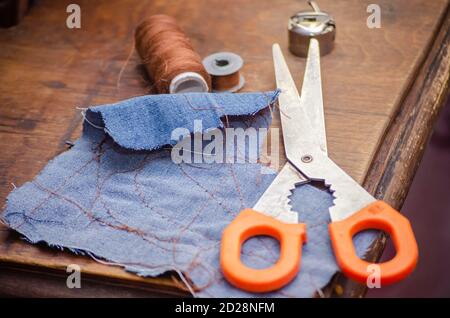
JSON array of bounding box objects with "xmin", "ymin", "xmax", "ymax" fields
[
  {"xmin": 291, "ymin": 150, "xmax": 376, "ymax": 222},
  {"xmin": 253, "ymin": 163, "xmax": 307, "ymax": 224}
]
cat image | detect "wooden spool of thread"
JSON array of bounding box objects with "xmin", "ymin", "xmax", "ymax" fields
[
  {"xmin": 134, "ymin": 14, "xmax": 211, "ymax": 94},
  {"xmin": 203, "ymin": 52, "xmax": 245, "ymax": 93}
]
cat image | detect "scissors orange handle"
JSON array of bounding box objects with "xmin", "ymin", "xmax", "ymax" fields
[
  {"xmin": 220, "ymin": 209, "xmax": 307, "ymax": 293},
  {"xmin": 329, "ymin": 200, "xmax": 418, "ymax": 286}
]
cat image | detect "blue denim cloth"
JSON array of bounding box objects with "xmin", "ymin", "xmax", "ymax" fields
[{"xmin": 2, "ymin": 91, "xmax": 375, "ymax": 297}]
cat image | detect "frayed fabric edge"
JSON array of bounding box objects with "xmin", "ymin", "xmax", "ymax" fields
[
  {"xmin": 83, "ymin": 90, "xmax": 280, "ymax": 152},
  {"xmin": 12, "ymin": 228, "xmax": 197, "ymax": 297}
]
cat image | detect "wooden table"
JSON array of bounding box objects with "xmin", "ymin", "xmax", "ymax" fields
[{"xmin": 0, "ymin": 0, "xmax": 449, "ymax": 297}]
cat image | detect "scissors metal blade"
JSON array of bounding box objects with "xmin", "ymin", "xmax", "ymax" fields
[
  {"xmin": 252, "ymin": 42, "xmax": 327, "ymax": 224},
  {"xmin": 273, "ymin": 41, "xmax": 327, "ymax": 161},
  {"xmin": 295, "ymin": 150, "xmax": 376, "ymax": 221},
  {"xmin": 298, "ymin": 39, "xmax": 327, "ymax": 155},
  {"xmin": 273, "ymin": 42, "xmax": 376, "ymax": 222},
  {"xmin": 253, "ymin": 163, "xmax": 306, "ymax": 224}
]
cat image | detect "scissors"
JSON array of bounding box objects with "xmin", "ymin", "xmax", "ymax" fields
[{"xmin": 220, "ymin": 40, "xmax": 418, "ymax": 293}]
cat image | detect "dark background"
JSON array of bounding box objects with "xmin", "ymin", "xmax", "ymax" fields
[{"xmin": 368, "ymin": 98, "xmax": 450, "ymax": 297}]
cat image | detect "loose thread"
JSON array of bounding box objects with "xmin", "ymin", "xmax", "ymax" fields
[
  {"xmin": 175, "ymin": 269, "xmax": 197, "ymax": 297},
  {"xmin": 77, "ymin": 108, "xmax": 107, "ymax": 131},
  {"xmin": 116, "ymin": 37, "xmax": 136, "ymax": 90}
]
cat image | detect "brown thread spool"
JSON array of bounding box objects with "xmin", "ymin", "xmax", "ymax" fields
[
  {"xmin": 203, "ymin": 52, "xmax": 245, "ymax": 93},
  {"xmin": 134, "ymin": 14, "xmax": 211, "ymax": 94}
]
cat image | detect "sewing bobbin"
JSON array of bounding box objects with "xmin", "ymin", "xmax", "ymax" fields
[
  {"xmin": 202, "ymin": 52, "xmax": 245, "ymax": 93},
  {"xmin": 288, "ymin": 1, "xmax": 336, "ymax": 57}
]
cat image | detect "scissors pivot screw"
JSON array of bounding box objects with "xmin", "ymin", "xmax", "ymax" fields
[{"xmin": 301, "ymin": 154, "xmax": 313, "ymax": 163}]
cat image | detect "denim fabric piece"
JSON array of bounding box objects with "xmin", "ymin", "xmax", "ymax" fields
[
  {"xmin": 86, "ymin": 92, "xmax": 278, "ymax": 151},
  {"xmin": 2, "ymin": 91, "xmax": 375, "ymax": 297}
]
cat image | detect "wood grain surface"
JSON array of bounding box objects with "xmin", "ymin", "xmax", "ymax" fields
[{"xmin": 0, "ymin": 0, "xmax": 449, "ymax": 297}]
